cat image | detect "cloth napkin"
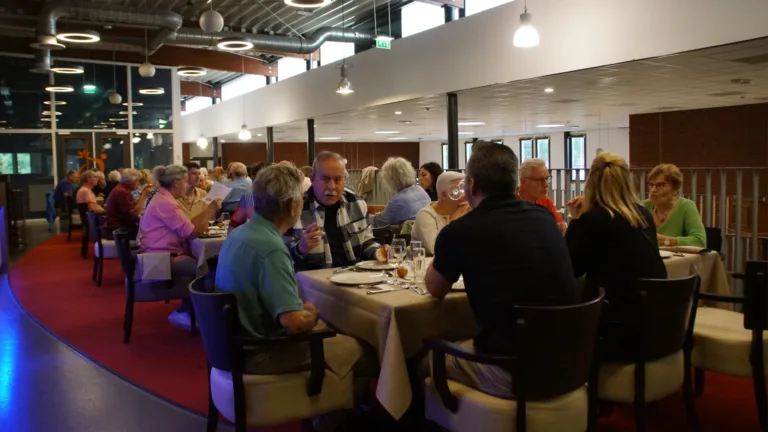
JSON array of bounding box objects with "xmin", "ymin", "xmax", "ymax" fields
[
  {"xmin": 660, "ymin": 246, "xmax": 711, "ymax": 254},
  {"xmin": 136, "ymin": 252, "xmax": 172, "ymax": 282}
]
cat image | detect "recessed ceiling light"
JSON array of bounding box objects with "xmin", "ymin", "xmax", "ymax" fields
[
  {"xmin": 44, "ymin": 101, "xmax": 67, "ymax": 105},
  {"xmin": 375, "ymin": 130, "xmax": 400, "ymax": 134},
  {"xmin": 457, "ymin": 121, "xmax": 484, "ymax": 126},
  {"xmin": 387, "ymin": 137, "xmax": 409, "ymax": 140},
  {"xmin": 138, "ymin": 87, "xmax": 165, "ymax": 95},
  {"xmin": 544, "ymin": 87, "xmax": 554, "ymax": 93},
  {"xmin": 458, "ymin": 132, "xmax": 473, "ymax": 135},
  {"xmin": 56, "ymin": 30, "xmax": 100, "ymax": 43},
  {"xmin": 177, "ymin": 66, "xmax": 207, "ymax": 77},
  {"xmin": 51, "ymin": 65, "xmax": 84, "ymax": 74},
  {"xmin": 537, "ymin": 124, "xmax": 565, "ymax": 128},
  {"xmin": 571, "ymin": 125, "xmax": 580, "ymax": 129},
  {"xmin": 394, "ymin": 111, "xmax": 402, "ymax": 115},
  {"xmin": 217, "ymin": 38, "xmax": 254, "ymax": 51},
  {"xmin": 284, "ymin": 0, "xmax": 333, "ymax": 8},
  {"xmin": 45, "ymin": 85, "xmax": 75, "ymax": 93},
  {"xmin": 257, "ymin": 133, "xmax": 263, "ymax": 137},
  {"xmin": 319, "ymin": 137, "xmax": 342, "ymax": 140},
  {"xmin": 123, "ymin": 102, "xmax": 144, "ymax": 107}
]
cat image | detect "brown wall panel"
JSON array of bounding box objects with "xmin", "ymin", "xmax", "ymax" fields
[
  {"xmin": 221, "ymin": 142, "xmax": 267, "ymax": 167},
  {"xmin": 182, "ymin": 143, "xmax": 190, "ymax": 164},
  {"xmin": 275, "ymin": 142, "xmax": 309, "ymax": 166}
]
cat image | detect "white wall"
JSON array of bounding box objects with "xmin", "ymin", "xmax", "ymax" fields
[
  {"xmin": 180, "ymin": 0, "xmax": 768, "ymax": 143},
  {"xmin": 419, "ymin": 141, "xmax": 444, "ymax": 167},
  {"xmin": 401, "ymin": 2, "xmax": 444, "ymax": 38}
]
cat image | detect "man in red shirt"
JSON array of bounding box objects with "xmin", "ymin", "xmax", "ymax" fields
[
  {"xmin": 105, "ymin": 168, "xmax": 152, "ymax": 238},
  {"xmin": 517, "ymin": 158, "xmax": 566, "ymax": 234}
]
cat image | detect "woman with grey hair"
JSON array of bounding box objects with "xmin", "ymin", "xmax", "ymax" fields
[
  {"xmin": 372, "ymin": 157, "xmax": 432, "ymax": 229},
  {"xmin": 139, "ymin": 164, "xmax": 222, "ymax": 330},
  {"xmin": 102, "ymin": 170, "xmax": 121, "ymax": 197},
  {"xmin": 76, "ymin": 170, "xmax": 106, "ymax": 214},
  {"xmin": 411, "ymin": 171, "xmax": 470, "ymax": 255}
]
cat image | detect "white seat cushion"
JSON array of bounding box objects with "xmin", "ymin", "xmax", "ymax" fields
[
  {"xmin": 94, "ymin": 240, "xmax": 118, "ymax": 259},
  {"xmin": 692, "ymin": 307, "xmax": 768, "ymax": 377},
  {"xmin": 210, "ymin": 367, "xmax": 353, "ymax": 427},
  {"xmin": 424, "ymin": 378, "xmax": 588, "ymax": 432},
  {"xmin": 597, "ymin": 350, "xmax": 683, "ymax": 403}
]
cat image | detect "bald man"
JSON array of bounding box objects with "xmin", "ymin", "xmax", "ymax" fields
[{"xmin": 221, "ymin": 162, "xmax": 251, "ymax": 213}]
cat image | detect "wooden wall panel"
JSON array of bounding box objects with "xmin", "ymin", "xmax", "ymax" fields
[
  {"xmin": 221, "ymin": 142, "xmax": 267, "ymax": 167},
  {"xmin": 182, "ymin": 143, "xmax": 190, "ymax": 164},
  {"xmin": 275, "ymin": 142, "xmax": 309, "ymax": 166}
]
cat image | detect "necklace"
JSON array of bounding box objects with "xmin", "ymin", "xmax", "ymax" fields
[{"xmin": 654, "ymin": 198, "xmax": 677, "ymax": 224}]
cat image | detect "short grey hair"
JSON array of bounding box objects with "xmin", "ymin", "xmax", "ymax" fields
[
  {"xmin": 436, "ymin": 171, "xmax": 465, "ymax": 199},
  {"xmin": 380, "ymin": 157, "xmax": 416, "ymax": 192},
  {"xmin": 155, "ymin": 165, "xmax": 188, "ymax": 189},
  {"xmin": 252, "ymin": 165, "xmax": 304, "ymax": 221},
  {"xmin": 312, "ymin": 151, "xmax": 345, "ymax": 176},
  {"xmin": 520, "ymin": 158, "xmax": 547, "ymax": 178},
  {"xmin": 108, "ymin": 170, "xmax": 121, "ymax": 182},
  {"xmin": 230, "ymin": 162, "xmax": 248, "ymax": 178},
  {"xmin": 80, "ymin": 170, "xmax": 96, "ymax": 182},
  {"xmin": 120, "ymin": 168, "xmax": 142, "ymax": 184}
]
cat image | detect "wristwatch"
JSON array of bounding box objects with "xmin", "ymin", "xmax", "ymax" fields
[{"xmin": 664, "ymin": 237, "xmax": 671, "ymax": 247}]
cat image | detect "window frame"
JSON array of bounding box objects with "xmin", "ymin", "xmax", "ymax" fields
[
  {"xmin": 565, "ymin": 132, "xmax": 587, "ymax": 181},
  {"xmin": 519, "ymin": 136, "xmax": 549, "ymax": 166}
]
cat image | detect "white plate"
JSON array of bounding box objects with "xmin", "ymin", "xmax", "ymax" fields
[
  {"xmin": 660, "ymin": 250, "xmax": 674, "ymax": 258},
  {"xmin": 355, "ymin": 260, "xmax": 396, "ymax": 271},
  {"xmin": 330, "ymin": 272, "xmax": 391, "ymax": 286}
]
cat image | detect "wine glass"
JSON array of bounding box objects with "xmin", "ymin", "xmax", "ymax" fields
[
  {"xmin": 449, "ymin": 180, "xmax": 465, "ymax": 200},
  {"xmin": 388, "ymin": 245, "xmax": 406, "ymax": 267},
  {"xmin": 391, "ymin": 237, "xmax": 407, "ymax": 251}
]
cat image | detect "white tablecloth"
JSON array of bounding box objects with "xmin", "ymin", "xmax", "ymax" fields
[{"xmin": 188, "ymin": 236, "xmax": 226, "ymax": 277}]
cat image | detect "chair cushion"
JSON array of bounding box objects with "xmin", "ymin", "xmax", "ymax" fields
[
  {"xmin": 692, "ymin": 307, "xmax": 768, "ymax": 377},
  {"xmin": 94, "ymin": 240, "xmax": 119, "ymax": 259},
  {"xmin": 424, "ymin": 378, "xmax": 587, "ymax": 432},
  {"xmin": 597, "ymin": 350, "xmax": 683, "ymax": 403},
  {"xmin": 125, "ymin": 277, "xmax": 193, "ymax": 302},
  {"xmin": 210, "ymin": 367, "xmax": 353, "ymax": 427},
  {"xmin": 70, "ymin": 214, "xmax": 82, "ymax": 225}
]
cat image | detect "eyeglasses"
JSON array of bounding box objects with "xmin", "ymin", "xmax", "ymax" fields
[
  {"xmin": 524, "ymin": 176, "xmax": 552, "ymax": 184},
  {"xmin": 646, "ymin": 181, "xmax": 669, "ymax": 190},
  {"xmin": 319, "ymin": 175, "xmax": 345, "ymax": 185}
]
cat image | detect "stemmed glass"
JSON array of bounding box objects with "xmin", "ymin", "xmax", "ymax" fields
[{"xmin": 389, "ymin": 244, "xmax": 406, "ymax": 267}]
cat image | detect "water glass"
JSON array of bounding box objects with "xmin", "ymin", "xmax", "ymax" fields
[
  {"xmin": 409, "ymin": 240, "xmax": 423, "ymax": 259},
  {"xmin": 412, "ymin": 247, "xmax": 426, "ymax": 282},
  {"xmin": 221, "ymin": 212, "xmax": 231, "ymax": 229},
  {"xmin": 389, "ymin": 244, "xmax": 406, "ymax": 267}
]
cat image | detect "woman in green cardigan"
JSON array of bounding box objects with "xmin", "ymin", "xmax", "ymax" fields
[{"xmin": 642, "ymin": 163, "xmax": 706, "ymax": 248}]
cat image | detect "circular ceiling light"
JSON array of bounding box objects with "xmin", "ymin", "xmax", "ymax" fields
[
  {"xmin": 30, "ymin": 35, "xmax": 65, "ymax": 50},
  {"xmin": 138, "ymin": 87, "xmax": 165, "ymax": 95},
  {"xmin": 40, "ymin": 118, "xmax": 58, "ymax": 122},
  {"xmin": 284, "ymin": 0, "xmax": 333, "ymax": 8},
  {"xmin": 119, "ymin": 111, "xmax": 138, "ymax": 115},
  {"xmin": 44, "ymin": 101, "xmax": 67, "ymax": 105},
  {"xmin": 108, "ymin": 117, "xmax": 128, "ymax": 121},
  {"xmin": 41, "ymin": 111, "xmax": 62, "ymax": 116},
  {"xmin": 177, "ymin": 66, "xmax": 207, "ymax": 77},
  {"xmin": 217, "ymin": 38, "xmax": 254, "ymax": 51},
  {"xmin": 94, "ymin": 124, "xmax": 107, "ymax": 128},
  {"xmin": 51, "ymin": 65, "xmax": 84, "ymax": 74},
  {"xmin": 123, "ymin": 102, "xmax": 144, "ymax": 107},
  {"xmin": 45, "ymin": 85, "xmax": 75, "ymax": 93},
  {"xmin": 56, "ymin": 30, "xmax": 100, "ymax": 43}
]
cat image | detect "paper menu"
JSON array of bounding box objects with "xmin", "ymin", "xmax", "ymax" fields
[{"xmin": 203, "ymin": 182, "xmax": 232, "ymax": 203}]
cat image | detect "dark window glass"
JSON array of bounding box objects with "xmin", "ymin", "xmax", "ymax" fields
[
  {"xmin": 0, "ymin": 56, "xmax": 51, "ymax": 129},
  {"xmin": 53, "ymin": 62, "xmax": 129, "ymax": 130},
  {"xmin": 130, "ymin": 67, "xmax": 172, "ymax": 130},
  {"xmin": 133, "ymin": 133, "xmax": 173, "ymax": 169}
]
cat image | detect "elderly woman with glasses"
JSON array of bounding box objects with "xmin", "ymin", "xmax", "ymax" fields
[
  {"xmin": 371, "ymin": 157, "xmax": 432, "ymax": 229},
  {"xmin": 411, "ymin": 171, "xmax": 470, "ymax": 255},
  {"xmin": 642, "ymin": 163, "xmax": 706, "ymax": 248},
  {"xmin": 517, "ymin": 158, "xmax": 566, "ymax": 233}
]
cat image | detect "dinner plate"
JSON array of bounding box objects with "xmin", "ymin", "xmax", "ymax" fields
[
  {"xmin": 330, "ymin": 272, "xmax": 391, "ymax": 286},
  {"xmin": 660, "ymin": 250, "xmax": 675, "ymax": 258},
  {"xmin": 355, "ymin": 260, "xmax": 396, "ymax": 271}
]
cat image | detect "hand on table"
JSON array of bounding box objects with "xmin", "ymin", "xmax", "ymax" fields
[
  {"xmin": 298, "ymin": 223, "xmax": 325, "ymax": 255},
  {"xmin": 567, "ymin": 196, "xmax": 585, "ymax": 219}
]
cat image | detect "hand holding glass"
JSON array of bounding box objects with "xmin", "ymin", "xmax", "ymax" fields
[{"xmin": 449, "ymin": 180, "xmax": 465, "ymax": 200}]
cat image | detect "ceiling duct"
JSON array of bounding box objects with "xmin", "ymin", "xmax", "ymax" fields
[
  {"xmin": 171, "ymin": 27, "xmax": 375, "ymax": 54},
  {"xmin": 30, "ymin": 50, "xmax": 52, "ymax": 74},
  {"xmin": 37, "ymin": 2, "xmax": 183, "ymax": 54}
]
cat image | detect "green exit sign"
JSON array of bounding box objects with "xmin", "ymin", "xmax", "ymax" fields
[{"xmin": 375, "ymin": 37, "xmax": 392, "ymax": 50}]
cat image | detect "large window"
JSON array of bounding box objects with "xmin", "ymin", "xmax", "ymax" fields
[
  {"xmin": 182, "ymin": 96, "xmax": 212, "ymax": 116},
  {"xmin": 0, "ymin": 56, "xmax": 52, "ymax": 129},
  {"xmin": 0, "ymin": 133, "xmax": 54, "ymax": 218},
  {"xmin": 402, "ymin": 1, "xmax": 444, "ymax": 38},
  {"xmin": 131, "ymin": 66, "xmax": 172, "ymax": 130},
  {"xmin": 519, "ymin": 136, "xmax": 549, "ymax": 166},
  {"xmin": 53, "ymin": 62, "xmax": 129, "ymax": 130},
  {"xmin": 566, "ymin": 133, "xmax": 587, "ymax": 180},
  {"xmin": 320, "ymin": 42, "xmax": 355, "ymax": 66},
  {"xmin": 133, "ymin": 133, "xmax": 173, "ymax": 169},
  {"xmin": 277, "ymin": 57, "xmax": 307, "ymax": 82},
  {"xmin": 221, "ymin": 74, "xmax": 266, "ymax": 101}
]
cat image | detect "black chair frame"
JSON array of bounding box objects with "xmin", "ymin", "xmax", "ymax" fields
[
  {"xmin": 694, "ymin": 261, "xmax": 768, "ymax": 431},
  {"xmin": 589, "ymin": 273, "xmax": 701, "ymax": 432},
  {"xmin": 78, "ymin": 202, "xmax": 90, "ymax": 258},
  {"xmin": 65, "ymin": 194, "xmax": 82, "ymax": 242},
  {"xmin": 87, "ymin": 212, "xmax": 116, "ymax": 287},
  {"xmin": 426, "ymin": 290, "xmax": 605, "ymax": 432},
  {"xmin": 188, "ymin": 278, "xmax": 335, "ymax": 432},
  {"xmin": 114, "ymin": 229, "xmax": 196, "ymax": 344}
]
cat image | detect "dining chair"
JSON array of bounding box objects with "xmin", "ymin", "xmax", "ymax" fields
[
  {"xmin": 591, "ymin": 272, "xmax": 700, "ymax": 432},
  {"xmin": 424, "ymin": 289, "xmax": 604, "ymax": 432},
  {"xmin": 113, "ymin": 229, "xmax": 196, "ymax": 344},
  {"xmin": 692, "ymin": 260, "xmax": 768, "ymax": 431},
  {"xmin": 78, "ymin": 202, "xmax": 90, "ymax": 258},
  {"xmin": 189, "ymin": 277, "xmax": 354, "ymax": 432},
  {"xmin": 65, "ymin": 195, "xmax": 82, "ymax": 242},
  {"xmin": 86, "ymin": 212, "xmax": 118, "ymax": 287},
  {"xmin": 704, "ymin": 227, "xmax": 722, "ymax": 254}
]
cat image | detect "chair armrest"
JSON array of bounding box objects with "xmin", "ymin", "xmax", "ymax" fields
[
  {"xmin": 232, "ymin": 328, "xmax": 337, "ymax": 347},
  {"xmin": 699, "ymin": 292, "xmax": 745, "ymax": 304}
]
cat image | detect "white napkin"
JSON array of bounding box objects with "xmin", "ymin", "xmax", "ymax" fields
[
  {"xmin": 137, "ymin": 252, "xmax": 172, "ymax": 282},
  {"xmin": 204, "ymin": 182, "xmax": 232, "ymax": 204}
]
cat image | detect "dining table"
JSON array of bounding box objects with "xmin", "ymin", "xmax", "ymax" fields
[
  {"xmin": 296, "ymin": 249, "xmax": 731, "ymax": 420},
  {"xmin": 188, "ymin": 231, "xmax": 227, "ymax": 277}
]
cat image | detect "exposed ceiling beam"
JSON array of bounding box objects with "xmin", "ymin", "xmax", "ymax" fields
[{"xmin": 180, "ymin": 80, "xmax": 218, "ymax": 97}]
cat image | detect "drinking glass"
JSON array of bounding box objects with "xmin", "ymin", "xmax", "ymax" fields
[
  {"xmin": 412, "ymin": 247, "xmax": 426, "ymax": 282},
  {"xmin": 221, "ymin": 212, "xmax": 231, "ymax": 230},
  {"xmin": 391, "ymin": 237, "xmax": 407, "ymax": 252},
  {"xmin": 409, "ymin": 240, "xmax": 423, "ymax": 259},
  {"xmin": 449, "ymin": 180, "xmax": 465, "ymax": 200},
  {"xmin": 389, "ymin": 245, "xmax": 406, "ymax": 267}
]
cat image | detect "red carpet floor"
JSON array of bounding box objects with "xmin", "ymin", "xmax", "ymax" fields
[{"xmin": 9, "ymin": 233, "xmax": 762, "ymax": 431}]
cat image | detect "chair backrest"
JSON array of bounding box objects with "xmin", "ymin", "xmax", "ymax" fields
[
  {"xmin": 86, "ymin": 212, "xmax": 101, "ymax": 241},
  {"xmin": 634, "ymin": 273, "xmax": 700, "ymax": 360},
  {"xmin": 513, "ymin": 290, "xmax": 604, "ymax": 399},
  {"xmin": 705, "ymin": 227, "xmax": 722, "ymax": 253},
  {"xmin": 742, "ymin": 260, "xmax": 768, "ymax": 331},
  {"xmin": 189, "ymin": 277, "xmax": 237, "ymax": 371},
  {"xmin": 78, "ymin": 203, "xmax": 89, "ymax": 227},
  {"xmin": 372, "ymin": 226, "xmax": 394, "ymax": 246},
  {"xmin": 65, "ymin": 195, "xmax": 76, "ymax": 216},
  {"xmin": 113, "ymin": 229, "xmax": 135, "ymax": 277}
]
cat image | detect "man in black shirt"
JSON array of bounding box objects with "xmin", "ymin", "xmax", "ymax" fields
[{"xmin": 425, "ymin": 141, "xmax": 578, "ymax": 398}]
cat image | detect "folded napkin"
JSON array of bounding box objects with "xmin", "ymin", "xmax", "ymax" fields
[
  {"xmin": 136, "ymin": 252, "xmax": 172, "ymax": 282},
  {"xmin": 660, "ymin": 246, "xmax": 711, "ymax": 254}
]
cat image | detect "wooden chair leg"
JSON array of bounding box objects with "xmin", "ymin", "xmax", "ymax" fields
[
  {"xmin": 634, "ymin": 361, "xmax": 647, "ymax": 432},
  {"xmin": 694, "ymin": 367, "xmax": 705, "ymax": 397},
  {"xmin": 684, "ymin": 352, "xmax": 700, "ymax": 431}
]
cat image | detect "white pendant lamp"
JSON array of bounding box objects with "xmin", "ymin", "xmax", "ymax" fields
[
  {"xmin": 238, "ymin": 124, "xmax": 252, "ymax": 140},
  {"xmin": 336, "ymin": 64, "xmax": 354, "ymax": 94},
  {"xmin": 139, "ymin": 30, "xmax": 156, "ymax": 78},
  {"xmin": 197, "ymin": 134, "xmax": 209, "ymax": 149},
  {"xmin": 200, "ymin": 1, "xmax": 224, "ymax": 33},
  {"xmin": 513, "ymin": 0, "xmax": 539, "ymax": 48}
]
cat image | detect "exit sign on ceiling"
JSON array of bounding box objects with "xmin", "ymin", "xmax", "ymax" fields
[{"xmin": 375, "ymin": 38, "xmax": 392, "ymax": 50}]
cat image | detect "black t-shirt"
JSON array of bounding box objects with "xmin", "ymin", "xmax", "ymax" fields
[
  {"xmin": 323, "ymin": 202, "xmax": 353, "ymax": 267},
  {"xmin": 432, "ymin": 194, "xmax": 578, "ymax": 354}
]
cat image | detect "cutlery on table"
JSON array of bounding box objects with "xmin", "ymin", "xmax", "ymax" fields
[{"xmin": 333, "ymin": 266, "xmax": 356, "ymax": 274}]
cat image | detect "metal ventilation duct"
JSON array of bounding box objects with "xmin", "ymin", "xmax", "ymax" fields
[{"xmin": 171, "ymin": 27, "xmax": 375, "ymax": 54}]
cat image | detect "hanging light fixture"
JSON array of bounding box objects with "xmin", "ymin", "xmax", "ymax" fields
[
  {"xmin": 56, "ymin": 30, "xmax": 100, "ymax": 43},
  {"xmin": 138, "ymin": 30, "xmax": 156, "ymax": 78},
  {"xmin": 217, "ymin": 38, "xmax": 254, "ymax": 51},
  {"xmin": 45, "ymin": 85, "xmax": 75, "ymax": 92},
  {"xmin": 51, "ymin": 65, "xmax": 84, "ymax": 74},
  {"xmin": 200, "ymin": 1, "xmax": 224, "ymax": 33},
  {"xmin": 513, "ymin": 0, "xmax": 539, "ymax": 48},
  {"xmin": 146, "ymin": 132, "xmax": 154, "ymax": 139},
  {"xmin": 284, "ymin": 0, "xmax": 333, "ymax": 8},
  {"xmin": 197, "ymin": 134, "xmax": 209, "ymax": 149},
  {"xmin": 237, "ymin": 56, "xmax": 251, "ymax": 140},
  {"xmin": 108, "ymin": 51, "xmax": 122, "ymax": 104},
  {"xmin": 335, "ymin": 0, "xmax": 354, "ymax": 95},
  {"xmin": 238, "ymin": 125, "xmax": 251, "ymax": 140},
  {"xmin": 138, "ymin": 87, "xmax": 165, "ymax": 95},
  {"xmin": 177, "ymin": 66, "xmax": 207, "ymax": 77}
]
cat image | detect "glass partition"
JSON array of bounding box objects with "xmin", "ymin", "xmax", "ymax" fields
[
  {"xmin": 54, "ymin": 62, "xmax": 129, "ymax": 130},
  {"xmin": 0, "ymin": 57, "xmax": 51, "ymax": 129},
  {"xmin": 0, "ymin": 133, "xmax": 54, "ymax": 218},
  {"xmin": 131, "ymin": 66, "xmax": 172, "ymax": 130},
  {"xmin": 133, "ymin": 133, "xmax": 173, "ymax": 169}
]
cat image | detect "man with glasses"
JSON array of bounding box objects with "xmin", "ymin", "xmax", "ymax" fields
[
  {"xmin": 286, "ymin": 151, "xmax": 381, "ymax": 271},
  {"xmin": 517, "ymin": 158, "xmax": 566, "ymax": 233}
]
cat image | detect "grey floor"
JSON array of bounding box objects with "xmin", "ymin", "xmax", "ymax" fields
[{"xmin": 1, "ymin": 220, "xmax": 233, "ymax": 432}]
